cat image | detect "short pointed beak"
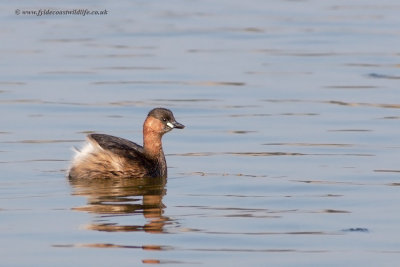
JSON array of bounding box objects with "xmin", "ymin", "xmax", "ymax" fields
[
  {"xmin": 167, "ymin": 121, "xmax": 185, "ymax": 129},
  {"xmin": 173, "ymin": 121, "xmax": 185, "ymax": 129}
]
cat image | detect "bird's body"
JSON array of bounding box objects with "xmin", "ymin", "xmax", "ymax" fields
[{"xmin": 68, "ymin": 108, "xmax": 184, "ymax": 179}]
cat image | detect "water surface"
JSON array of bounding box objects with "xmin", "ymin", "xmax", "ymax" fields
[{"xmin": 1, "ymin": 0, "xmax": 400, "ymax": 266}]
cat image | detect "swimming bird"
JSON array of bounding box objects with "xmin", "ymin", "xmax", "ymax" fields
[{"xmin": 68, "ymin": 108, "xmax": 184, "ymax": 179}]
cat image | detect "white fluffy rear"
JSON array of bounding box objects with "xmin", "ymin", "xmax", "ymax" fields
[
  {"xmin": 71, "ymin": 140, "xmax": 97, "ymax": 164},
  {"xmin": 68, "ymin": 138, "xmax": 127, "ymax": 179}
]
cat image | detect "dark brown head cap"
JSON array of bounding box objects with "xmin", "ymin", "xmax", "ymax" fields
[{"xmin": 148, "ymin": 108, "xmax": 185, "ymax": 130}]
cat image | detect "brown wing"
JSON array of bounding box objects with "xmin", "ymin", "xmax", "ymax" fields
[
  {"xmin": 88, "ymin": 133, "xmax": 157, "ymax": 175},
  {"xmin": 88, "ymin": 133, "xmax": 145, "ymax": 159}
]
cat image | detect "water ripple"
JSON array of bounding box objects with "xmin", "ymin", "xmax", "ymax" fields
[
  {"xmin": 92, "ymin": 80, "xmax": 245, "ymax": 86},
  {"xmin": 264, "ymin": 99, "xmax": 400, "ymax": 109},
  {"xmin": 368, "ymin": 73, "xmax": 400, "ymax": 79},
  {"xmin": 173, "ymin": 151, "xmax": 374, "ymax": 157}
]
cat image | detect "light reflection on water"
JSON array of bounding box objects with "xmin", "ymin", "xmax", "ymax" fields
[
  {"xmin": 69, "ymin": 177, "xmax": 170, "ymax": 233},
  {"xmin": 1, "ymin": 0, "xmax": 400, "ymax": 266}
]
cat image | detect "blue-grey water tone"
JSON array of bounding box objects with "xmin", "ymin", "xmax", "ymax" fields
[{"xmin": 1, "ymin": 0, "xmax": 400, "ymax": 266}]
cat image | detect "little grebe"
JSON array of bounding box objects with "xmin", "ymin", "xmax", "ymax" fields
[{"xmin": 68, "ymin": 108, "xmax": 184, "ymax": 179}]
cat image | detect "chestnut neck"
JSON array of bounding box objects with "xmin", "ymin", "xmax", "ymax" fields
[
  {"xmin": 143, "ymin": 128, "xmax": 167, "ymax": 178},
  {"xmin": 141, "ymin": 116, "xmax": 169, "ymax": 178},
  {"xmin": 143, "ymin": 130, "xmax": 164, "ymax": 158},
  {"xmin": 142, "ymin": 117, "xmax": 165, "ymax": 160}
]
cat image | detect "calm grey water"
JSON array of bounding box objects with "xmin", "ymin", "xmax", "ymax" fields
[{"xmin": 1, "ymin": 0, "xmax": 400, "ymax": 266}]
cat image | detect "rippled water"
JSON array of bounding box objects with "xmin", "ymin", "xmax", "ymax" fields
[{"xmin": 1, "ymin": 0, "xmax": 400, "ymax": 266}]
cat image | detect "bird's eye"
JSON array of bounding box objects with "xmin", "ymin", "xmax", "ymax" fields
[{"xmin": 162, "ymin": 117, "xmax": 167, "ymax": 122}]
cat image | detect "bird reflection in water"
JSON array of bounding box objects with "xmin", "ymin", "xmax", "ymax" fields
[{"xmin": 69, "ymin": 176, "xmax": 170, "ymax": 233}]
